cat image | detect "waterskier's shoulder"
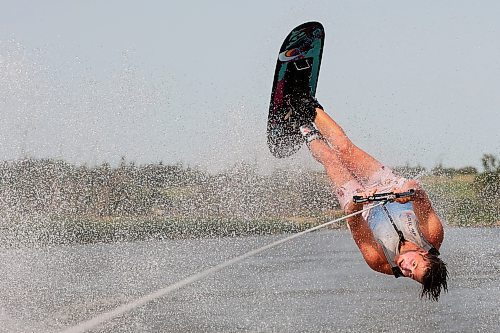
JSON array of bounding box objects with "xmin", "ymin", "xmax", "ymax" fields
[
  {"xmin": 405, "ymin": 180, "xmax": 444, "ymax": 249},
  {"xmin": 421, "ymin": 210, "xmax": 444, "ymax": 250}
]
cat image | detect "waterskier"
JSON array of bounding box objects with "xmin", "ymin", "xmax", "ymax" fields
[{"xmin": 284, "ymin": 94, "xmax": 448, "ymax": 301}]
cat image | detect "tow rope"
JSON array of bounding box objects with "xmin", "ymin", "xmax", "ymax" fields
[{"xmin": 59, "ymin": 201, "xmax": 386, "ymax": 333}]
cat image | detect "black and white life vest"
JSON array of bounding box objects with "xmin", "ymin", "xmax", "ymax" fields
[{"xmin": 367, "ymin": 201, "xmax": 440, "ymax": 277}]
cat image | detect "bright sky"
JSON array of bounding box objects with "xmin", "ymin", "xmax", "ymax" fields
[{"xmin": 1, "ymin": 0, "xmax": 499, "ymax": 172}]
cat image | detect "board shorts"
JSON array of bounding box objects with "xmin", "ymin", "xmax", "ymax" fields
[{"xmin": 335, "ymin": 166, "xmax": 407, "ymax": 214}]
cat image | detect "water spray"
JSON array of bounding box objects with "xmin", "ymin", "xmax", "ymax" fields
[{"xmin": 58, "ymin": 201, "xmax": 386, "ymax": 333}]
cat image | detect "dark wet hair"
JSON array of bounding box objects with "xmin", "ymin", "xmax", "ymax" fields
[{"xmin": 421, "ymin": 253, "xmax": 448, "ymax": 301}]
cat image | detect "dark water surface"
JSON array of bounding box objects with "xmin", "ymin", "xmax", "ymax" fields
[{"xmin": 0, "ymin": 228, "xmax": 498, "ymax": 333}]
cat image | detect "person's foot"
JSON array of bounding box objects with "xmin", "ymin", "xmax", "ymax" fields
[
  {"xmin": 299, "ymin": 122, "xmax": 323, "ymax": 144},
  {"xmin": 282, "ymin": 93, "xmax": 322, "ymax": 131}
]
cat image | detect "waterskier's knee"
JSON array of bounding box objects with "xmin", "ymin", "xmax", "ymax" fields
[
  {"xmin": 314, "ymin": 148, "xmax": 338, "ymax": 166},
  {"xmin": 334, "ymin": 139, "xmax": 355, "ymax": 156}
]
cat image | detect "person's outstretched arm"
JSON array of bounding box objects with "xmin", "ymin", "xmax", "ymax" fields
[
  {"xmin": 393, "ymin": 179, "xmax": 444, "ymax": 249},
  {"xmin": 345, "ymin": 202, "xmax": 393, "ymax": 275}
]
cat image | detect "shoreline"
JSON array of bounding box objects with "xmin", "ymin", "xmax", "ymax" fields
[{"xmin": 1, "ymin": 214, "xmax": 497, "ymax": 249}]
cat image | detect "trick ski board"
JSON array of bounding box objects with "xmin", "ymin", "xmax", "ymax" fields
[{"xmin": 267, "ymin": 21, "xmax": 325, "ymax": 158}]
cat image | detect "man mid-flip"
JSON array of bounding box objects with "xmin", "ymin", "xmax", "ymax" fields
[{"xmin": 284, "ymin": 94, "xmax": 448, "ymax": 301}]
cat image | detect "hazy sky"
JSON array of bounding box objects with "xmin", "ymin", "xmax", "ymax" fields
[{"xmin": 1, "ymin": 0, "xmax": 499, "ymax": 172}]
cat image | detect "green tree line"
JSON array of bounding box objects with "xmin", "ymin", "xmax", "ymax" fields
[
  {"xmin": 0, "ymin": 154, "xmax": 498, "ymax": 233},
  {"xmin": 0, "ymin": 158, "xmax": 337, "ymax": 224}
]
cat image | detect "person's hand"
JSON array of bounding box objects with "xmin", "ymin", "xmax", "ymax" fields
[
  {"xmin": 345, "ymin": 199, "xmax": 364, "ymax": 215},
  {"xmin": 346, "ymin": 188, "xmax": 377, "ymax": 214},
  {"xmin": 392, "ymin": 180, "xmax": 418, "ymax": 204},
  {"xmin": 363, "ymin": 187, "xmax": 378, "ymax": 199}
]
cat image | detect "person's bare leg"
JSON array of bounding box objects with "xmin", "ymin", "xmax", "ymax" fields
[
  {"xmin": 307, "ymin": 136, "xmax": 364, "ymax": 211},
  {"xmin": 309, "ymin": 132, "xmax": 356, "ymax": 183},
  {"xmin": 308, "ymin": 138, "xmax": 354, "ymax": 186},
  {"xmin": 313, "ymin": 108, "xmax": 384, "ymax": 184}
]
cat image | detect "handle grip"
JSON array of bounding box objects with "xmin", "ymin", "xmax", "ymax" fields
[{"xmin": 353, "ymin": 189, "xmax": 415, "ymax": 204}]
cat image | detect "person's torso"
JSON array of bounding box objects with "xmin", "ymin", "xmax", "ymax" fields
[{"xmin": 367, "ymin": 202, "xmax": 435, "ymax": 269}]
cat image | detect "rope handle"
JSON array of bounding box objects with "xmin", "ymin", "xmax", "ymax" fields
[{"xmin": 352, "ymin": 189, "xmax": 415, "ymax": 204}]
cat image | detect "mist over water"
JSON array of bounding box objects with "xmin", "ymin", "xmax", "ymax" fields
[
  {"xmin": 1, "ymin": 40, "xmax": 175, "ymax": 166},
  {"xmin": 1, "ymin": 38, "xmax": 499, "ymax": 333},
  {"xmin": 0, "ymin": 40, "xmax": 264, "ymax": 173},
  {"xmin": 2, "ymin": 37, "xmax": 497, "ymax": 174},
  {"xmin": 1, "ymin": 39, "xmax": 498, "ymax": 243}
]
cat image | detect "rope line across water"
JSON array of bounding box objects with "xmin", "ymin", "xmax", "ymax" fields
[{"xmin": 59, "ymin": 202, "xmax": 384, "ymax": 333}]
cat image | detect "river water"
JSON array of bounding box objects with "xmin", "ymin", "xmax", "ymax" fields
[{"xmin": 0, "ymin": 228, "xmax": 498, "ymax": 333}]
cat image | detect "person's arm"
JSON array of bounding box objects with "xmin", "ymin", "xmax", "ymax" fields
[
  {"xmin": 345, "ymin": 202, "xmax": 393, "ymax": 275},
  {"xmin": 393, "ymin": 179, "xmax": 444, "ymax": 249}
]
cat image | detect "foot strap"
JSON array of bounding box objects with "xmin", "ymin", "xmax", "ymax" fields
[{"xmin": 299, "ymin": 123, "xmax": 324, "ymax": 144}]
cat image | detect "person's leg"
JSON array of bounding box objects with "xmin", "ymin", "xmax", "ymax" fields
[
  {"xmin": 313, "ymin": 108, "xmax": 384, "ymax": 184},
  {"xmin": 307, "ymin": 137, "xmax": 364, "ymax": 211},
  {"xmin": 288, "ymin": 94, "xmax": 396, "ymax": 189}
]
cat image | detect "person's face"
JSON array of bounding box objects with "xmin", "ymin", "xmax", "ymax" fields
[{"xmin": 396, "ymin": 250, "xmax": 429, "ymax": 283}]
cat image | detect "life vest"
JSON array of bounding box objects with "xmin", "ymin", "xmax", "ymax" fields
[{"xmin": 367, "ymin": 201, "xmax": 440, "ymax": 277}]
